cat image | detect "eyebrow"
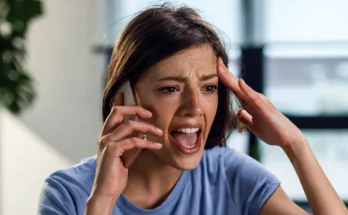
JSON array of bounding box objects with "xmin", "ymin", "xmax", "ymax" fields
[{"xmin": 157, "ymin": 74, "xmax": 218, "ymax": 82}]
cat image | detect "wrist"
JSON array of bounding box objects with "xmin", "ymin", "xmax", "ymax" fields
[
  {"xmin": 281, "ymin": 135, "xmax": 310, "ymax": 163},
  {"xmin": 85, "ymin": 194, "xmax": 119, "ymax": 215},
  {"xmin": 88, "ymin": 193, "xmax": 119, "ymax": 205},
  {"xmin": 89, "ymin": 184, "xmax": 122, "ymax": 205}
]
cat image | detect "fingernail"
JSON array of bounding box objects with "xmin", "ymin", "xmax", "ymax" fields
[
  {"xmin": 154, "ymin": 142, "xmax": 162, "ymax": 147},
  {"xmin": 218, "ymin": 57, "xmax": 223, "ymax": 65},
  {"xmin": 156, "ymin": 128, "xmax": 163, "ymax": 134},
  {"xmin": 144, "ymin": 109, "xmax": 152, "ymax": 115}
]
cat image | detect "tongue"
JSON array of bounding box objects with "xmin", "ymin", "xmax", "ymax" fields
[{"xmin": 171, "ymin": 131, "xmax": 198, "ymax": 146}]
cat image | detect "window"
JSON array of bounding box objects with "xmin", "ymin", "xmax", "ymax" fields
[
  {"xmin": 260, "ymin": 129, "xmax": 348, "ymax": 200},
  {"xmin": 227, "ymin": 130, "xmax": 248, "ymax": 153},
  {"xmin": 264, "ymin": 0, "xmax": 348, "ymax": 43},
  {"xmin": 260, "ymin": 1, "xmax": 348, "ymax": 208},
  {"xmin": 264, "ymin": 44, "xmax": 348, "ymax": 116},
  {"xmin": 226, "ymin": 48, "xmax": 246, "ymax": 152}
]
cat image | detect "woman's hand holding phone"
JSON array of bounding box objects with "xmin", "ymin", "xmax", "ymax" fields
[{"xmin": 85, "ymin": 93, "xmax": 163, "ymax": 215}]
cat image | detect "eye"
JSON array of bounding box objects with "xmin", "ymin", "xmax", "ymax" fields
[
  {"xmin": 159, "ymin": 86, "xmax": 179, "ymax": 93},
  {"xmin": 203, "ymin": 85, "xmax": 218, "ymax": 93}
]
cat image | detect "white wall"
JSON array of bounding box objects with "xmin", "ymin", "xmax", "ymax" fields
[{"xmin": 0, "ymin": 0, "xmax": 105, "ymax": 214}]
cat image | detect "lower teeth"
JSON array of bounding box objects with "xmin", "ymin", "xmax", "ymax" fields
[{"xmin": 181, "ymin": 143, "xmax": 196, "ymax": 149}]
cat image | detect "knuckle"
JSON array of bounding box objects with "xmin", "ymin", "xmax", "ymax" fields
[
  {"xmin": 139, "ymin": 106, "xmax": 150, "ymax": 115},
  {"xmin": 111, "ymin": 105, "xmax": 119, "ymax": 114},
  {"xmin": 103, "ymin": 143, "xmax": 111, "ymax": 152},
  {"xmin": 261, "ymin": 94, "xmax": 268, "ymax": 100},
  {"xmin": 129, "ymin": 137, "xmax": 138, "ymax": 144},
  {"xmin": 252, "ymin": 93, "xmax": 262, "ymax": 102},
  {"xmin": 108, "ymin": 106, "xmax": 123, "ymax": 122},
  {"xmin": 125, "ymin": 137, "xmax": 137, "ymax": 147},
  {"xmin": 103, "ymin": 144, "xmax": 117, "ymax": 156},
  {"xmin": 137, "ymin": 106, "xmax": 145, "ymax": 112},
  {"xmin": 141, "ymin": 123, "xmax": 152, "ymax": 133},
  {"xmin": 99, "ymin": 136, "xmax": 110, "ymax": 147},
  {"xmin": 111, "ymin": 106, "xmax": 125, "ymax": 118},
  {"xmin": 125, "ymin": 120, "xmax": 134, "ymax": 127},
  {"xmin": 258, "ymin": 93, "xmax": 267, "ymax": 102},
  {"xmin": 149, "ymin": 125, "xmax": 158, "ymax": 132},
  {"xmin": 129, "ymin": 137, "xmax": 140, "ymax": 146}
]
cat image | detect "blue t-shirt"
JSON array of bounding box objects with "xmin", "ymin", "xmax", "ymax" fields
[{"xmin": 38, "ymin": 146, "xmax": 280, "ymax": 215}]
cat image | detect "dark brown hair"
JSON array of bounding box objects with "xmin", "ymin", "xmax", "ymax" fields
[{"xmin": 102, "ymin": 3, "xmax": 237, "ymax": 149}]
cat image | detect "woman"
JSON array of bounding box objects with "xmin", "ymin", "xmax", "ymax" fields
[{"xmin": 38, "ymin": 4, "xmax": 347, "ymax": 215}]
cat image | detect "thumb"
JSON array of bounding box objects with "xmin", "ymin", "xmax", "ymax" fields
[{"xmin": 236, "ymin": 108, "xmax": 253, "ymax": 128}]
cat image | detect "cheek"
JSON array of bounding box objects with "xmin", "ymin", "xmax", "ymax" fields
[
  {"xmin": 203, "ymin": 94, "xmax": 219, "ymax": 126},
  {"xmin": 140, "ymin": 99, "xmax": 177, "ymax": 131}
]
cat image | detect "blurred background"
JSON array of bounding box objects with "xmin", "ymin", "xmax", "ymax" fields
[{"xmin": 1, "ymin": 0, "xmax": 348, "ymax": 214}]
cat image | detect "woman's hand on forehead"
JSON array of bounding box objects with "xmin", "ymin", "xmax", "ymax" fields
[{"xmin": 216, "ymin": 57, "xmax": 304, "ymax": 149}]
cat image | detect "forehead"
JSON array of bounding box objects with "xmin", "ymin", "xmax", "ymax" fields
[{"xmin": 143, "ymin": 44, "xmax": 217, "ymax": 79}]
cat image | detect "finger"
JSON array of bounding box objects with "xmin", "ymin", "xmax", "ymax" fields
[
  {"xmin": 103, "ymin": 137, "xmax": 162, "ymax": 168},
  {"xmin": 238, "ymin": 79, "xmax": 276, "ymax": 115},
  {"xmin": 102, "ymin": 105, "xmax": 153, "ymax": 135},
  {"xmin": 238, "ymin": 79, "xmax": 260, "ymax": 101},
  {"xmin": 114, "ymin": 137, "xmax": 162, "ymax": 156},
  {"xmin": 236, "ymin": 118, "xmax": 247, "ymax": 133},
  {"xmin": 236, "ymin": 108, "xmax": 253, "ymax": 128},
  {"xmin": 104, "ymin": 120, "xmax": 163, "ymax": 143},
  {"xmin": 118, "ymin": 137, "xmax": 162, "ymax": 168},
  {"xmin": 216, "ymin": 57, "xmax": 248, "ymax": 102},
  {"xmin": 122, "ymin": 148, "xmax": 142, "ymax": 168},
  {"xmin": 103, "ymin": 93, "xmax": 124, "ymax": 134}
]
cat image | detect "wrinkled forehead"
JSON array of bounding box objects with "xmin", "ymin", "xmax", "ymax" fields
[{"xmin": 142, "ymin": 45, "xmax": 218, "ymax": 80}]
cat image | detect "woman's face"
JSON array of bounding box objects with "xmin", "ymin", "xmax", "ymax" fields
[{"xmin": 134, "ymin": 44, "xmax": 219, "ymax": 170}]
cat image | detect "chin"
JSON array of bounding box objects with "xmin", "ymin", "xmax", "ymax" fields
[
  {"xmin": 156, "ymin": 141, "xmax": 206, "ymax": 171},
  {"xmin": 168, "ymin": 151, "xmax": 204, "ymax": 170}
]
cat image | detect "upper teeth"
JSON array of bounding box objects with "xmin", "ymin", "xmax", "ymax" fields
[{"xmin": 175, "ymin": 128, "xmax": 200, "ymax": 133}]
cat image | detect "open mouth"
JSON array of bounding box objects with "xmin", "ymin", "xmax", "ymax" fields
[{"xmin": 169, "ymin": 127, "xmax": 202, "ymax": 154}]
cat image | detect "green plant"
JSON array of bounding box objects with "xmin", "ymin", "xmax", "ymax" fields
[{"xmin": 0, "ymin": 0, "xmax": 43, "ymax": 114}]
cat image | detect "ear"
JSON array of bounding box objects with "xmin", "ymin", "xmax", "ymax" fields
[{"xmin": 110, "ymin": 92, "xmax": 124, "ymax": 107}]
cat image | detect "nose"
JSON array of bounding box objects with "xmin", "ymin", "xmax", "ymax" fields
[{"xmin": 179, "ymin": 87, "xmax": 203, "ymax": 117}]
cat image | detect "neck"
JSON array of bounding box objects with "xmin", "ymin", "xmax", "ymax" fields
[{"xmin": 123, "ymin": 150, "xmax": 183, "ymax": 208}]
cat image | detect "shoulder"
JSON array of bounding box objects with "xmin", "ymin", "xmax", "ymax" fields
[
  {"xmin": 198, "ymin": 146, "xmax": 254, "ymax": 187},
  {"xmin": 38, "ymin": 156, "xmax": 96, "ymax": 214},
  {"xmin": 46, "ymin": 155, "xmax": 96, "ymax": 191},
  {"xmin": 201, "ymin": 146, "xmax": 281, "ymax": 215},
  {"xmin": 202, "ymin": 146, "xmax": 279, "ymax": 183},
  {"xmin": 201, "ymin": 145, "xmax": 256, "ymax": 174}
]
